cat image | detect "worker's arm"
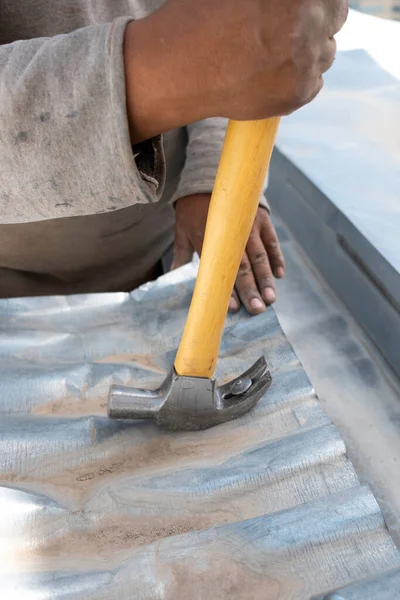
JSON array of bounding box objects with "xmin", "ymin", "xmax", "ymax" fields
[
  {"xmin": 0, "ymin": 17, "xmax": 168, "ymax": 224},
  {"xmin": 124, "ymin": 0, "xmax": 346, "ymax": 314},
  {"xmin": 0, "ymin": 0, "xmax": 347, "ymax": 225},
  {"xmin": 124, "ymin": 0, "xmax": 348, "ymax": 141}
]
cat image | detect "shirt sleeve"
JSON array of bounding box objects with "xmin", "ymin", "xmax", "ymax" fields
[
  {"xmin": 171, "ymin": 117, "xmax": 270, "ymax": 211},
  {"xmin": 0, "ymin": 17, "xmax": 165, "ymax": 224}
]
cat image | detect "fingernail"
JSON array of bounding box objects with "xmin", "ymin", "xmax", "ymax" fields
[
  {"xmin": 263, "ymin": 288, "xmax": 276, "ymax": 304},
  {"xmin": 276, "ymin": 267, "xmax": 285, "ymax": 278},
  {"xmin": 250, "ymin": 298, "xmax": 265, "ymax": 311},
  {"xmin": 229, "ymin": 297, "xmax": 239, "ymax": 312}
]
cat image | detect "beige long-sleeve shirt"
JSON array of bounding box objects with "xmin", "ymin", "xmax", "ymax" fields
[{"xmin": 0, "ymin": 0, "xmax": 231, "ymax": 296}]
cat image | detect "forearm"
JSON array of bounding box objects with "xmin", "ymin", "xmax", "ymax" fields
[
  {"xmin": 123, "ymin": 14, "xmax": 217, "ymax": 144},
  {"xmin": 0, "ymin": 18, "xmax": 166, "ymax": 224},
  {"xmin": 123, "ymin": 0, "xmax": 348, "ymax": 141}
]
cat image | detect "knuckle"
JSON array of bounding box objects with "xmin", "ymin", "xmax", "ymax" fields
[
  {"xmin": 268, "ymin": 246, "xmax": 283, "ymax": 261},
  {"xmin": 248, "ymin": 230, "xmax": 259, "ymax": 243},
  {"xmin": 320, "ymin": 38, "xmax": 337, "ymax": 74},
  {"xmin": 266, "ymin": 240, "xmax": 279, "ymax": 251},
  {"xmin": 250, "ymin": 251, "xmax": 269, "ymax": 266},
  {"xmin": 335, "ymin": 2, "xmax": 349, "ymax": 33},
  {"xmin": 286, "ymin": 13, "xmax": 339, "ymax": 110},
  {"xmin": 237, "ymin": 262, "xmax": 252, "ymax": 278},
  {"xmin": 289, "ymin": 76, "xmax": 323, "ymax": 112},
  {"xmin": 287, "ymin": 75, "xmax": 318, "ymax": 111},
  {"xmin": 258, "ymin": 276, "xmax": 274, "ymax": 286},
  {"xmin": 242, "ymin": 287, "xmax": 260, "ymax": 300},
  {"xmin": 237, "ymin": 271, "xmax": 251, "ymax": 281}
]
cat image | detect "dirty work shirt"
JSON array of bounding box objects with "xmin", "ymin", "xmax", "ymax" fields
[{"xmin": 0, "ymin": 1, "xmax": 233, "ymax": 297}]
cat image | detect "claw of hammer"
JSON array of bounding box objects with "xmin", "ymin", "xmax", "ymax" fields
[{"xmin": 108, "ymin": 356, "xmax": 271, "ymax": 431}]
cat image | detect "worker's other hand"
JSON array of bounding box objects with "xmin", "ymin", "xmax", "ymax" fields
[
  {"xmin": 125, "ymin": 0, "xmax": 348, "ymax": 142},
  {"xmin": 172, "ymin": 194, "xmax": 285, "ymax": 316}
]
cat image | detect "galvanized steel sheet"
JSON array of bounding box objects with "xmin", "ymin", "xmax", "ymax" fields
[{"xmin": 1, "ymin": 263, "xmax": 399, "ymax": 598}]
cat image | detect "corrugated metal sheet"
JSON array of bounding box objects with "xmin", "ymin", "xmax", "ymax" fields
[{"xmin": 1, "ymin": 263, "xmax": 399, "ymax": 599}]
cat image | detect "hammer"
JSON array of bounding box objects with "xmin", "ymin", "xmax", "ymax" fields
[{"xmin": 108, "ymin": 118, "xmax": 280, "ymax": 430}]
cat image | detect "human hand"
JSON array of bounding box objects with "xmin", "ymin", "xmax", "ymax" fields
[
  {"xmin": 172, "ymin": 194, "xmax": 285, "ymax": 316},
  {"xmin": 124, "ymin": 0, "xmax": 348, "ymax": 142}
]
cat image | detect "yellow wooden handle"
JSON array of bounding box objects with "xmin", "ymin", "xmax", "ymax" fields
[{"xmin": 174, "ymin": 117, "xmax": 281, "ymax": 378}]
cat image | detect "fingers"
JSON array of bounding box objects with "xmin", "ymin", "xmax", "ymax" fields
[
  {"xmin": 259, "ymin": 215, "xmax": 285, "ymax": 279},
  {"xmin": 230, "ymin": 210, "xmax": 285, "ymax": 316},
  {"xmin": 325, "ymin": 0, "xmax": 349, "ymax": 36},
  {"xmin": 234, "ymin": 250, "xmax": 266, "ymax": 316},
  {"xmin": 310, "ymin": 0, "xmax": 348, "ymax": 38},
  {"xmin": 319, "ymin": 37, "xmax": 337, "ymax": 74},
  {"xmin": 305, "ymin": 1, "xmax": 343, "ymax": 76},
  {"xmin": 228, "ymin": 288, "xmax": 240, "ymax": 313},
  {"xmin": 246, "ymin": 232, "xmax": 277, "ymax": 305}
]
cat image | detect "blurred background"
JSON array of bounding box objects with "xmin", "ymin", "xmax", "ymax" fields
[{"xmin": 350, "ymin": 0, "xmax": 400, "ymax": 19}]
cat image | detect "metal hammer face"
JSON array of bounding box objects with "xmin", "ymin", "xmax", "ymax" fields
[{"xmin": 108, "ymin": 357, "xmax": 271, "ymax": 431}]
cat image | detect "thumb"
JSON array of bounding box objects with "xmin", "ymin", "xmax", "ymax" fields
[{"xmin": 170, "ymin": 230, "xmax": 195, "ymax": 271}]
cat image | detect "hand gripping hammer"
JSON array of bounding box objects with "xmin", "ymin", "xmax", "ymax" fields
[{"xmin": 108, "ymin": 118, "xmax": 280, "ymax": 430}]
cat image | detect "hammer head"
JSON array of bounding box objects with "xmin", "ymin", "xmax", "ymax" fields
[{"xmin": 108, "ymin": 357, "xmax": 271, "ymax": 431}]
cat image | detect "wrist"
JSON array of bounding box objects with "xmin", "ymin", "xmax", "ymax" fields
[
  {"xmin": 123, "ymin": 18, "xmax": 212, "ymax": 144},
  {"xmin": 174, "ymin": 193, "xmax": 211, "ymax": 209}
]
